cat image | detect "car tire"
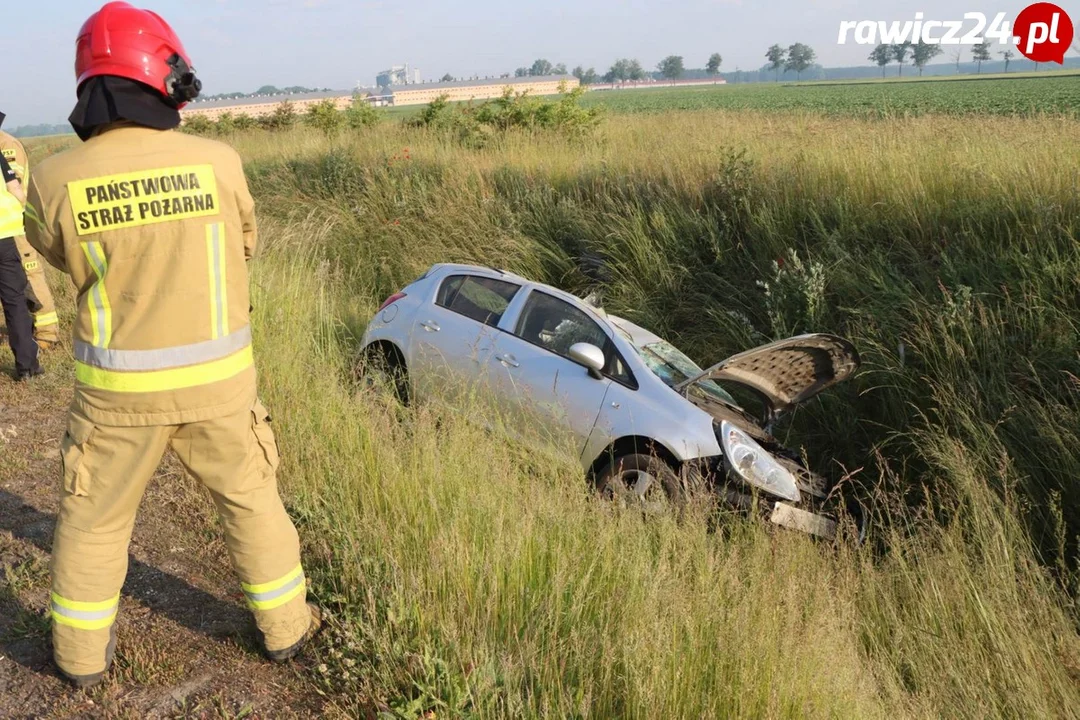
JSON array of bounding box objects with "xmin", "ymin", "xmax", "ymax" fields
[
  {"xmin": 595, "ymin": 453, "xmax": 687, "ymax": 516},
  {"xmin": 356, "ymin": 344, "xmax": 410, "ymax": 406}
]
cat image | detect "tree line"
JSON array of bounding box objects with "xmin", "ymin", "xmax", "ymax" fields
[
  {"xmin": 456, "ymin": 38, "xmax": 1038, "ymax": 89},
  {"xmin": 865, "ymin": 41, "xmax": 1014, "ymax": 77},
  {"xmin": 478, "ymin": 45, "xmax": 817, "ymax": 87}
]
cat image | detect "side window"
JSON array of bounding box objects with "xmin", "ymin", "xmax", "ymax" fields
[
  {"xmin": 515, "ymin": 291, "xmax": 635, "ymax": 385},
  {"xmin": 436, "ymin": 274, "xmax": 520, "ymax": 327}
]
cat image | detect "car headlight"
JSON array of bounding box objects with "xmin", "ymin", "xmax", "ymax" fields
[{"xmin": 719, "ymin": 421, "xmax": 802, "ymax": 503}]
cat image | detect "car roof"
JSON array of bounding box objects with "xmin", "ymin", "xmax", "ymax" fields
[
  {"xmin": 427, "ymin": 262, "xmax": 598, "ymax": 313},
  {"xmin": 424, "ymin": 264, "xmax": 675, "ymax": 351},
  {"xmin": 428, "ymin": 262, "xmax": 529, "ymax": 284}
]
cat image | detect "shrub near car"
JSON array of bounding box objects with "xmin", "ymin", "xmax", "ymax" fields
[{"xmin": 360, "ymin": 263, "xmax": 866, "ymax": 541}]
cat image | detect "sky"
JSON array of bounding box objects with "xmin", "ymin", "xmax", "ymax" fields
[{"xmin": 4, "ymin": 0, "xmax": 1078, "ymax": 126}]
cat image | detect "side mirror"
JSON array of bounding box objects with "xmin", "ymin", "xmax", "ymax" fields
[{"xmin": 568, "ymin": 342, "xmax": 605, "ymax": 380}]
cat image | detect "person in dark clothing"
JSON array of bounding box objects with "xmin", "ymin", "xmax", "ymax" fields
[{"xmin": 0, "ymin": 151, "xmax": 43, "ymax": 380}]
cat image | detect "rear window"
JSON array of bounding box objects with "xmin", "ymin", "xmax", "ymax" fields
[{"xmin": 436, "ymin": 274, "xmax": 521, "ymax": 327}]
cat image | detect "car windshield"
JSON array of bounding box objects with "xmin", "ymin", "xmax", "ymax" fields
[{"xmin": 637, "ymin": 341, "xmax": 739, "ymax": 406}]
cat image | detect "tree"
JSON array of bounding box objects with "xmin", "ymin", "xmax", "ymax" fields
[
  {"xmin": 440, "ymin": 73, "xmax": 454, "ymax": 82},
  {"xmin": 657, "ymin": 55, "xmax": 685, "ymax": 79},
  {"xmin": 604, "ymin": 58, "xmax": 645, "ymax": 83},
  {"xmin": 999, "ymin": 48, "xmax": 1015, "ymax": 73},
  {"xmin": 765, "ymin": 44, "xmax": 787, "ymax": 81},
  {"xmin": 912, "ymin": 40, "xmax": 943, "ymax": 76},
  {"xmin": 784, "ymin": 43, "xmax": 816, "ymax": 81},
  {"xmin": 951, "ymin": 47, "xmax": 964, "ymax": 73},
  {"xmin": 706, "ymin": 53, "xmax": 723, "ymax": 75},
  {"xmin": 972, "ymin": 42, "xmax": 992, "ymax": 73},
  {"xmin": 578, "ymin": 67, "xmax": 599, "ymax": 85},
  {"xmin": 869, "ymin": 44, "xmax": 892, "ymax": 77},
  {"xmin": 603, "ymin": 59, "xmax": 626, "ymax": 83},
  {"xmin": 552, "ymin": 63, "xmax": 567, "ymax": 75},
  {"xmin": 514, "ymin": 67, "xmax": 529, "ymax": 78},
  {"xmin": 530, "ymin": 58, "xmax": 553, "ymax": 76},
  {"xmin": 891, "ymin": 42, "xmax": 912, "ymax": 76}
]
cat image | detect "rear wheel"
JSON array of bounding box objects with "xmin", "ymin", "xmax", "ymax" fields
[
  {"xmin": 595, "ymin": 453, "xmax": 686, "ymax": 515},
  {"xmin": 355, "ymin": 344, "xmax": 410, "ymax": 406}
]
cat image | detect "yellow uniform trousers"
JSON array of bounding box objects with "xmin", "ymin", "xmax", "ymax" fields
[
  {"xmin": 13, "ymin": 234, "xmax": 59, "ymax": 343},
  {"xmin": 51, "ymin": 399, "xmax": 311, "ymax": 678}
]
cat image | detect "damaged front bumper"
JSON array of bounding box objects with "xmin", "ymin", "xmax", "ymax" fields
[
  {"xmin": 703, "ymin": 467, "xmax": 868, "ymax": 543},
  {"xmin": 770, "ymin": 502, "xmax": 838, "ymax": 540}
]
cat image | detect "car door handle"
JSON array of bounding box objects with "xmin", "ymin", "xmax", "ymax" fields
[
  {"xmin": 495, "ymin": 353, "xmax": 520, "ymax": 368},
  {"xmin": 420, "ymin": 320, "xmax": 441, "ymax": 332}
]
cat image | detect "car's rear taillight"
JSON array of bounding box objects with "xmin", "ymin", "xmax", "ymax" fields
[{"xmin": 378, "ymin": 292, "xmax": 407, "ymax": 312}]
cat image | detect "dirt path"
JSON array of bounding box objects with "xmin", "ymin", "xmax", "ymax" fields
[{"xmin": 0, "ymin": 343, "xmax": 339, "ymax": 719}]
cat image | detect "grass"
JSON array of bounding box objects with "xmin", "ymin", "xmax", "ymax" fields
[{"xmin": 25, "ymin": 106, "xmax": 1080, "ymax": 717}]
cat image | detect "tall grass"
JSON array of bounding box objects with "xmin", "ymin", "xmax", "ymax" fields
[
  {"xmin": 29, "ymin": 111, "xmax": 1080, "ymax": 716},
  {"xmin": 224, "ymin": 110, "xmax": 1080, "ymax": 718}
]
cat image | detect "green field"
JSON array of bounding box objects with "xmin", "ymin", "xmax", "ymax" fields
[
  {"xmin": 24, "ymin": 87, "xmax": 1080, "ymax": 717},
  {"xmin": 579, "ymin": 73, "xmax": 1080, "ymax": 116}
]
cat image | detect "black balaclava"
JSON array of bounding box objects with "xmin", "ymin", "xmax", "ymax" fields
[{"xmin": 68, "ymin": 76, "xmax": 182, "ymax": 142}]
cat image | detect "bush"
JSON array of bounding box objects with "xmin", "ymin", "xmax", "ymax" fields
[
  {"xmin": 407, "ymin": 84, "xmax": 603, "ymax": 145},
  {"xmin": 179, "ymin": 114, "xmax": 213, "ymax": 136},
  {"xmin": 234, "ymin": 113, "xmax": 257, "ymax": 131},
  {"xmin": 216, "ymin": 112, "xmax": 237, "ymax": 135},
  {"xmin": 306, "ymin": 99, "xmax": 346, "ymax": 136},
  {"xmin": 346, "ymin": 97, "xmax": 383, "ymax": 129},
  {"xmin": 262, "ymin": 100, "xmax": 297, "ymax": 131}
]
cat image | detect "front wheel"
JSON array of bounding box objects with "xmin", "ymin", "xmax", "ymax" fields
[{"xmin": 595, "ymin": 453, "xmax": 686, "ymax": 515}]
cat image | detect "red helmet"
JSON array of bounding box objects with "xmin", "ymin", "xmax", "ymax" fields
[{"xmin": 75, "ymin": 2, "xmax": 201, "ymax": 107}]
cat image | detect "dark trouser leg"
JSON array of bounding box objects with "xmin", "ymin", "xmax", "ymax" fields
[{"xmin": 0, "ymin": 238, "xmax": 41, "ymax": 376}]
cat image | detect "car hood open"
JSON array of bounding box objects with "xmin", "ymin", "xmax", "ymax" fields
[{"xmin": 674, "ymin": 334, "xmax": 860, "ymax": 416}]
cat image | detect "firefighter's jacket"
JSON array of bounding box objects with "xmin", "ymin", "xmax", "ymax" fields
[{"xmin": 26, "ymin": 123, "xmax": 260, "ymax": 426}]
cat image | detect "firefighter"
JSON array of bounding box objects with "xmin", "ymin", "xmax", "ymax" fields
[
  {"xmin": 24, "ymin": 1, "xmax": 319, "ymax": 688},
  {"xmin": 0, "ymin": 114, "xmax": 61, "ymax": 349},
  {"xmin": 0, "ymin": 149, "xmax": 43, "ymax": 380}
]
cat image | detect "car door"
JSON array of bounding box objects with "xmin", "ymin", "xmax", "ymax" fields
[
  {"xmin": 487, "ymin": 289, "xmax": 629, "ymax": 459},
  {"xmin": 408, "ymin": 272, "xmax": 523, "ymax": 411}
]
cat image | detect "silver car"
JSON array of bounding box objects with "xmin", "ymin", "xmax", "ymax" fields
[{"xmin": 359, "ymin": 263, "xmax": 866, "ymax": 541}]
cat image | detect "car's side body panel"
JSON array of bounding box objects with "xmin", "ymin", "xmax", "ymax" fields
[
  {"xmin": 486, "ymin": 330, "xmax": 615, "ymax": 457},
  {"xmin": 582, "ymin": 379, "xmax": 722, "ymax": 469}
]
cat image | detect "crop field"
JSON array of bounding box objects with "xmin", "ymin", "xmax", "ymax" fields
[
  {"xmin": 15, "ymin": 88, "xmax": 1080, "ymax": 717},
  {"xmin": 579, "ymin": 73, "xmax": 1080, "ymax": 117}
]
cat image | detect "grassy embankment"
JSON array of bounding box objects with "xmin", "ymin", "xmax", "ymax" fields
[{"xmin": 27, "ymin": 104, "xmax": 1080, "ymax": 717}]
